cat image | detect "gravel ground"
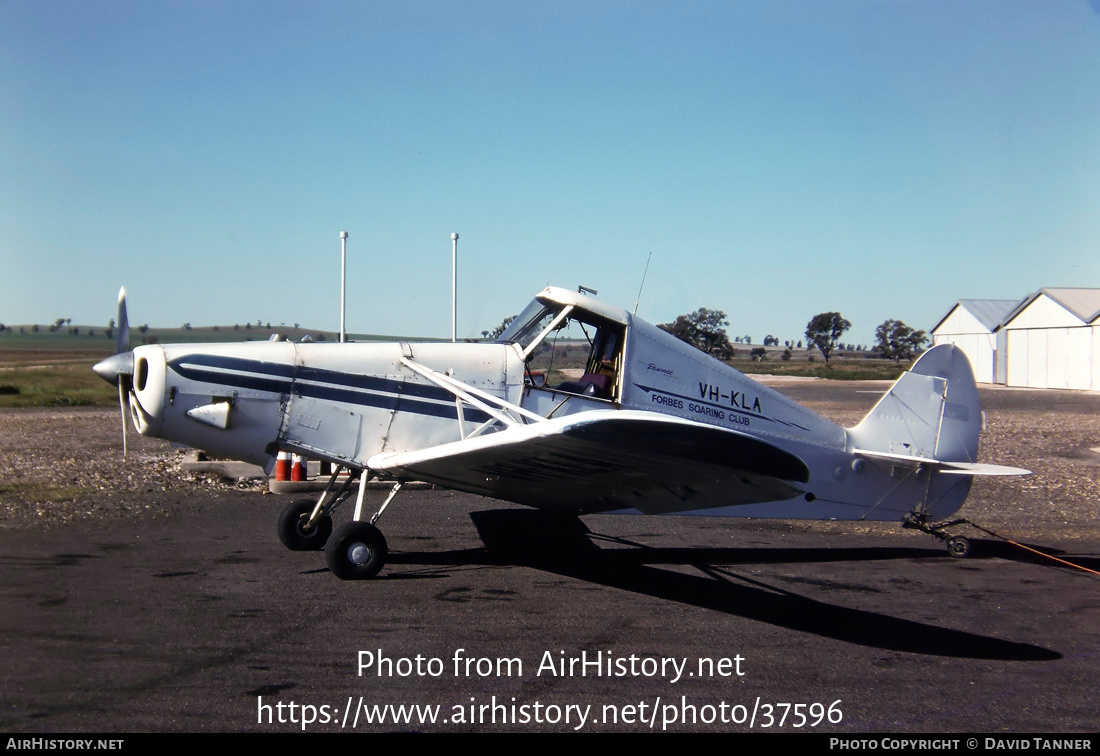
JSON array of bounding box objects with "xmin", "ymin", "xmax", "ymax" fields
[
  {"xmin": 0, "ymin": 408, "xmax": 265, "ymax": 529},
  {"xmin": 1, "ymin": 382, "xmax": 1098, "ymax": 544}
]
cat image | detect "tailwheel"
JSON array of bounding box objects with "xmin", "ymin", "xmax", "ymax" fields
[
  {"xmin": 947, "ymin": 536, "xmax": 972, "ymax": 559},
  {"xmin": 903, "ymin": 512, "xmax": 974, "ymax": 559},
  {"xmin": 277, "ymin": 499, "xmax": 333, "ymax": 551},
  {"xmin": 326, "ymin": 521, "xmax": 388, "ymax": 580}
]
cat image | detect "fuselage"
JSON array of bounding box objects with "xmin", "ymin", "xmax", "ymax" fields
[{"xmin": 124, "ymin": 288, "xmax": 848, "ymax": 485}]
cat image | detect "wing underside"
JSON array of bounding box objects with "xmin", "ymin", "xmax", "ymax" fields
[{"xmin": 367, "ymin": 411, "xmax": 810, "ymax": 515}]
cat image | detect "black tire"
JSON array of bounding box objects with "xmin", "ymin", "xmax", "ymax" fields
[
  {"xmin": 277, "ymin": 499, "xmax": 333, "ymax": 551},
  {"xmin": 326, "ymin": 522, "xmax": 388, "ymax": 580},
  {"xmin": 947, "ymin": 536, "xmax": 971, "ymax": 559}
]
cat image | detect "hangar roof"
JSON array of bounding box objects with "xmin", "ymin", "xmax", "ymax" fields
[
  {"xmin": 1039, "ymin": 288, "xmax": 1100, "ymax": 324},
  {"xmin": 932, "ymin": 298, "xmax": 1022, "ymax": 334},
  {"xmin": 935, "ymin": 289, "xmax": 1100, "ymax": 334},
  {"xmin": 999, "ymin": 288, "xmax": 1100, "ymax": 328},
  {"xmin": 959, "ymin": 299, "xmax": 1022, "ymax": 331}
]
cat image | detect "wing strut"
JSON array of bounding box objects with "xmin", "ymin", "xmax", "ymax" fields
[{"xmin": 399, "ymin": 357, "xmax": 546, "ymax": 432}]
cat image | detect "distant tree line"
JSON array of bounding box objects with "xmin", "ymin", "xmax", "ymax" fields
[{"xmin": 647, "ymin": 307, "xmax": 928, "ymax": 364}]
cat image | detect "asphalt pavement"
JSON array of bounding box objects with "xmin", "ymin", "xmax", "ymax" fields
[{"xmin": 1, "ymin": 484, "xmax": 1097, "ymax": 733}]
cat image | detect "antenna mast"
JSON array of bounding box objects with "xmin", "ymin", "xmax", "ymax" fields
[{"xmin": 633, "ymin": 251, "xmax": 653, "ymax": 315}]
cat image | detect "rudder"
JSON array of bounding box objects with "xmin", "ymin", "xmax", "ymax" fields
[{"xmin": 848, "ymin": 344, "xmax": 980, "ymax": 464}]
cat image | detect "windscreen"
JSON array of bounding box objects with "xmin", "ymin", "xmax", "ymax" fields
[{"xmin": 495, "ymin": 300, "xmax": 560, "ymax": 350}]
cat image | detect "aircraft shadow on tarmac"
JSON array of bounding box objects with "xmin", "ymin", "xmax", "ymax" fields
[{"xmin": 374, "ymin": 509, "xmax": 1062, "ymax": 662}]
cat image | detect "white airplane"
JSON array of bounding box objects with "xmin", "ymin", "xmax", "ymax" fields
[{"xmin": 94, "ymin": 285, "xmax": 1028, "ymax": 580}]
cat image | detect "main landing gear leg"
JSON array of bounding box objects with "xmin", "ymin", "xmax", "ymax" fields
[
  {"xmin": 903, "ymin": 512, "xmax": 972, "ymax": 558},
  {"xmin": 276, "ymin": 465, "xmax": 360, "ymax": 551},
  {"xmin": 325, "ymin": 479, "xmax": 404, "ymax": 580}
]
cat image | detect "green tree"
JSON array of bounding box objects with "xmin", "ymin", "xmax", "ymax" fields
[
  {"xmin": 804, "ymin": 312, "xmax": 851, "ymax": 363},
  {"xmin": 659, "ymin": 308, "xmax": 735, "ymax": 360},
  {"xmin": 486, "ymin": 315, "xmax": 516, "ymax": 340},
  {"xmin": 875, "ymin": 319, "xmax": 928, "ymax": 363}
]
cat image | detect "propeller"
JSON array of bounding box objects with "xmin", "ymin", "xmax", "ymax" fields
[
  {"xmin": 115, "ymin": 285, "xmax": 129, "ymax": 357},
  {"xmin": 93, "ymin": 287, "xmax": 135, "ymax": 458}
]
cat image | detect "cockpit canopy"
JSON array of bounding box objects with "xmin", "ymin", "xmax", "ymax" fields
[
  {"xmin": 495, "ymin": 287, "xmax": 630, "ymax": 400},
  {"xmin": 495, "ymin": 298, "xmax": 561, "ymax": 353}
]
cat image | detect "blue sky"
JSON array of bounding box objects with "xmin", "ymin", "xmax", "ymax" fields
[{"xmin": 2, "ymin": 1, "xmax": 1099, "ymax": 345}]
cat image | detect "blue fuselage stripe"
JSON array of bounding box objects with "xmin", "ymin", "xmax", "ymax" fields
[{"xmin": 168, "ymin": 355, "xmax": 491, "ymax": 423}]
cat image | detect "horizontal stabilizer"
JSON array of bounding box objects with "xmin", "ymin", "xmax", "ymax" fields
[
  {"xmin": 854, "ymin": 448, "xmax": 1030, "ymax": 476},
  {"xmin": 937, "ymin": 461, "xmax": 1032, "ymax": 476}
]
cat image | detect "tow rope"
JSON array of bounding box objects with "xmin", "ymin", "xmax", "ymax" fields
[{"xmin": 963, "ymin": 520, "xmax": 1100, "ymax": 577}]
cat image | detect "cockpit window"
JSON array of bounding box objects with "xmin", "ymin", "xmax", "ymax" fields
[
  {"xmin": 495, "ymin": 300, "xmax": 559, "ymax": 351},
  {"xmin": 499, "ymin": 298, "xmax": 625, "ymax": 401}
]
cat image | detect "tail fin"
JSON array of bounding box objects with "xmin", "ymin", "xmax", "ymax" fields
[
  {"xmin": 846, "ymin": 345, "xmax": 1026, "ymax": 521},
  {"xmin": 848, "ymin": 344, "xmax": 980, "ymax": 463}
]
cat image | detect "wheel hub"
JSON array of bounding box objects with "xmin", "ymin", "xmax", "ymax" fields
[{"xmin": 348, "ymin": 543, "xmax": 372, "ymax": 565}]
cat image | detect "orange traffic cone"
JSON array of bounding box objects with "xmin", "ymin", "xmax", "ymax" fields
[
  {"xmin": 291, "ymin": 454, "xmax": 307, "ymax": 482},
  {"xmin": 275, "ymin": 451, "xmax": 290, "ymax": 481}
]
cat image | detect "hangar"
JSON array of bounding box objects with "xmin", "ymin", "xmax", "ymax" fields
[
  {"xmin": 930, "ymin": 299, "xmax": 1021, "ymax": 384},
  {"xmin": 1002, "ymin": 288, "xmax": 1100, "ymax": 391},
  {"xmin": 932, "ymin": 289, "xmax": 1100, "ymax": 390}
]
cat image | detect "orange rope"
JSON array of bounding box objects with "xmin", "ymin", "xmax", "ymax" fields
[{"xmin": 966, "ymin": 522, "xmax": 1100, "ymax": 576}]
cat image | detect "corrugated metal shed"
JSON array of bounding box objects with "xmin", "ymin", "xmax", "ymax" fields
[
  {"xmin": 1002, "ymin": 289, "xmax": 1100, "ymax": 390},
  {"xmin": 931, "ymin": 299, "xmax": 1021, "ymax": 334},
  {"xmin": 931, "ymin": 299, "xmax": 1022, "ymax": 384}
]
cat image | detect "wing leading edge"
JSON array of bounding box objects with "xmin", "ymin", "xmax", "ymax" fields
[{"xmin": 367, "ymin": 410, "xmax": 810, "ymax": 515}]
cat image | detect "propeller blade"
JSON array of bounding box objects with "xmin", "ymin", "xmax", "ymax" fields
[
  {"xmin": 118, "ymin": 382, "xmax": 128, "ymax": 458},
  {"xmin": 116, "ymin": 286, "xmax": 130, "ymax": 355},
  {"xmin": 94, "ymin": 286, "xmax": 135, "ymax": 458}
]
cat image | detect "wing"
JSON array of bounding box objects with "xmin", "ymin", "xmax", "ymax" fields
[{"xmin": 367, "ymin": 410, "xmax": 810, "ymax": 514}]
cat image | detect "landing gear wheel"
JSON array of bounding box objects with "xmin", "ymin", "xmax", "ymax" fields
[
  {"xmin": 947, "ymin": 536, "xmax": 971, "ymax": 559},
  {"xmin": 277, "ymin": 499, "xmax": 333, "ymax": 551},
  {"xmin": 326, "ymin": 522, "xmax": 388, "ymax": 580}
]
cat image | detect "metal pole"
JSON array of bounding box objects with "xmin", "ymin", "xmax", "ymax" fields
[
  {"xmin": 451, "ymin": 232, "xmax": 459, "ymax": 342},
  {"xmin": 340, "ymin": 231, "xmax": 348, "ymax": 343}
]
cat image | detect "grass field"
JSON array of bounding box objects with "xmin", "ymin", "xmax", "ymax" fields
[
  {"xmin": 733, "ymin": 358, "xmax": 906, "ymax": 381},
  {"xmin": 0, "ymin": 361, "xmax": 118, "ymax": 408}
]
